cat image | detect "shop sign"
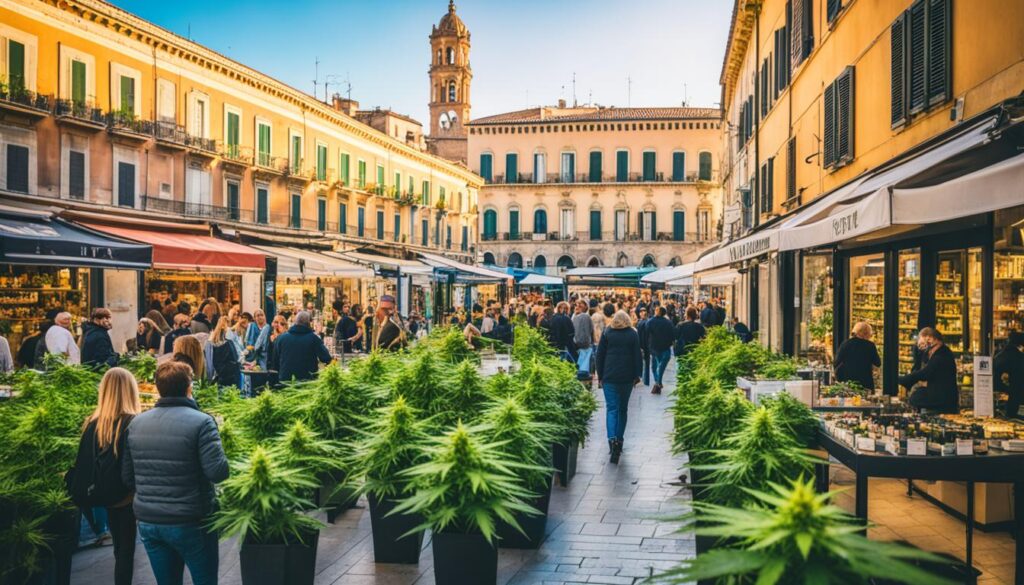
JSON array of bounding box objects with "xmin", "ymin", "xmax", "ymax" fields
[
  {"xmin": 831, "ymin": 209, "xmax": 860, "ymax": 239},
  {"xmin": 727, "ymin": 234, "xmax": 774, "ymax": 263},
  {"xmin": 973, "ymin": 356, "xmax": 994, "ymax": 417}
]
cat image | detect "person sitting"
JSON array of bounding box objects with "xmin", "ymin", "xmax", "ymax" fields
[
  {"xmin": 834, "ymin": 321, "xmax": 881, "ymax": 392},
  {"xmin": 899, "ymin": 327, "xmax": 959, "ymax": 414}
]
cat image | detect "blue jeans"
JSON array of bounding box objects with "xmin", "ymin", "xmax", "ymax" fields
[
  {"xmin": 138, "ymin": 521, "xmax": 219, "ymax": 585},
  {"xmin": 603, "ymin": 382, "xmax": 634, "ymax": 441},
  {"xmin": 576, "ymin": 346, "xmax": 593, "ymax": 375},
  {"xmin": 651, "ymin": 349, "xmax": 672, "ymax": 385},
  {"xmin": 641, "ymin": 351, "xmax": 651, "ymax": 386}
]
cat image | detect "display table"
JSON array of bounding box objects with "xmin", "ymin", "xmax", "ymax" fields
[{"xmin": 816, "ymin": 429, "xmax": 1024, "ymax": 583}]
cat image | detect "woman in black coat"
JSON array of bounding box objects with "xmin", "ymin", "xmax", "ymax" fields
[
  {"xmin": 595, "ymin": 310, "xmax": 643, "ymax": 464},
  {"xmin": 834, "ymin": 321, "xmax": 881, "ymax": 392},
  {"xmin": 899, "ymin": 328, "xmax": 959, "ymax": 414}
]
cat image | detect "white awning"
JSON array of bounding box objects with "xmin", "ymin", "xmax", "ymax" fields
[
  {"xmin": 519, "ymin": 273, "xmax": 563, "ymax": 286},
  {"xmin": 665, "ymin": 276, "xmax": 694, "ymax": 288},
  {"xmin": 333, "ymin": 250, "xmax": 434, "ymax": 275},
  {"xmin": 892, "ymin": 152, "xmax": 1024, "ymax": 224},
  {"xmin": 641, "ymin": 263, "xmax": 695, "ymax": 284},
  {"xmin": 418, "ymin": 251, "xmax": 512, "ymax": 282},
  {"xmin": 696, "ymin": 268, "xmax": 740, "ymax": 286},
  {"xmin": 779, "ymin": 187, "xmax": 891, "ymax": 252},
  {"xmin": 252, "ymin": 246, "xmax": 372, "ymax": 279}
]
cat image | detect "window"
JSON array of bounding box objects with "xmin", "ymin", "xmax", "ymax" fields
[
  {"xmin": 640, "ymin": 210, "xmax": 656, "ymax": 241},
  {"xmin": 533, "ymin": 152, "xmax": 546, "ymax": 183},
  {"xmin": 890, "ymin": 0, "xmax": 951, "ymax": 128},
  {"xmin": 227, "ymin": 180, "xmax": 240, "ymax": 221},
  {"xmin": 358, "ymin": 160, "xmax": 367, "ymax": 189},
  {"xmin": 7, "ymin": 39, "xmax": 26, "ymax": 92},
  {"xmin": 615, "ymin": 150, "xmax": 629, "ymax": 181},
  {"xmin": 559, "ymin": 207, "xmax": 574, "ymax": 239},
  {"xmin": 421, "ymin": 218, "xmax": 429, "ymax": 246},
  {"xmin": 376, "ymin": 210, "xmax": 385, "ymax": 239},
  {"xmin": 118, "ymin": 75, "xmax": 135, "ymax": 116},
  {"xmin": 614, "ymin": 209, "xmax": 627, "ymax": 241},
  {"xmin": 642, "ymin": 151, "xmax": 656, "ymax": 181},
  {"xmin": 68, "ymin": 151, "xmax": 85, "ymax": 200},
  {"xmin": 376, "ymin": 164, "xmax": 385, "ymax": 194},
  {"xmin": 827, "ymin": 0, "xmax": 842, "ymax": 24},
  {"xmin": 290, "ymin": 134, "xmax": 303, "ymax": 173},
  {"xmin": 448, "ymin": 81, "xmax": 456, "ymax": 102},
  {"xmin": 185, "ymin": 167, "xmax": 211, "ymax": 208},
  {"xmin": 225, "ymin": 109, "xmax": 240, "ymax": 157},
  {"xmin": 823, "ymin": 66, "xmax": 855, "ymax": 169},
  {"xmin": 290, "ymin": 193, "xmax": 301, "ymax": 228},
  {"xmin": 435, "ymin": 217, "xmax": 442, "ymax": 245},
  {"xmin": 505, "ymin": 153, "xmax": 518, "ymax": 184},
  {"xmin": 507, "ymin": 253, "xmax": 523, "ymax": 268},
  {"xmin": 479, "ymin": 153, "xmax": 492, "ymax": 182},
  {"xmin": 461, "ymin": 226, "xmax": 468, "ymax": 251},
  {"xmin": 560, "ymin": 152, "xmax": 575, "ymax": 182},
  {"xmin": 509, "ymin": 208, "xmax": 520, "ymax": 239},
  {"xmin": 774, "ymin": 8, "xmax": 792, "ymax": 97},
  {"xmin": 533, "ymin": 209, "xmax": 547, "ymax": 234},
  {"xmin": 698, "ymin": 152, "xmax": 713, "ymax": 181},
  {"xmin": 316, "ymin": 143, "xmax": 328, "ymax": 181},
  {"xmin": 256, "ymin": 121, "xmax": 271, "ymax": 167},
  {"xmin": 534, "ymin": 255, "xmax": 547, "ymax": 271},
  {"xmin": 786, "ymin": 138, "xmax": 797, "ymax": 202},
  {"xmin": 588, "ymin": 151, "xmax": 602, "ymax": 182},
  {"xmin": 409, "ymin": 176, "xmax": 415, "ymax": 198},
  {"xmin": 673, "ymin": 210, "xmax": 685, "ymax": 241},
  {"xmin": 439, "ymin": 187, "xmax": 446, "ymax": 207},
  {"xmin": 421, "ymin": 180, "xmax": 430, "ymax": 206},
  {"xmin": 446, "ymin": 47, "xmax": 454, "ymax": 65},
  {"xmin": 760, "ymin": 157, "xmax": 775, "ymax": 214},
  {"xmin": 483, "ymin": 209, "xmax": 497, "ymax": 240},
  {"xmin": 340, "ymin": 153, "xmax": 351, "ymax": 185},
  {"xmin": 156, "ymin": 79, "xmax": 175, "ymax": 123},
  {"xmin": 446, "ymin": 225, "xmax": 452, "ymax": 249},
  {"xmin": 317, "ymin": 198, "xmax": 327, "ymax": 231},
  {"xmin": 698, "ymin": 208, "xmax": 711, "ymax": 241},
  {"xmin": 71, "ymin": 59, "xmax": 87, "ymax": 104},
  {"xmin": 188, "ymin": 91, "xmax": 209, "ymax": 138},
  {"xmin": 357, "ymin": 207, "xmax": 365, "ymax": 237},
  {"xmin": 791, "ymin": 0, "xmax": 813, "ymax": 70},
  {"xmin": 117, "ymin": 162, "xmax": 135, "ymax": 207},
  {"xmin": 6, "ymin": 145, "xmax": 29, "ymax": 193},
  {"xmin": 256, "ymin": 186, "xmax": 268, "ymax": 224},
  {"xmin": 589, "ymin": 210, "xmax": 602, "ymax": 241},
  {"xmin": 671, "ymin": 151, "xmax": 686, "ymax": 181},
  {"xmin": 339, "ymin": 202, "xmax": 348, "ymax": 234},
  {"xmin": 394, "ymin": 213, "xmax": 401, "ymax": 241}
]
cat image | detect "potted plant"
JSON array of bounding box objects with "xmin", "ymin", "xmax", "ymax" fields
[
  {"xmin": 209, "ymin": 446, "xmax": 323, "ymax": 585},
  {"xmin": 391, "ymin": 423, "xmax": 540, "ymax": 585},
  {"xmin": 349, "ymin": 396, "xmax": 429, "ymax": 563},
  {"xmin": 271, "ymin": 421, "xmax": 351, "ymax": 522}
]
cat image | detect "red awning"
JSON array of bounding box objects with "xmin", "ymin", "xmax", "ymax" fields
[{"xmin": 80, "ymin": 223, "xmax": 265, "ymax": 271}]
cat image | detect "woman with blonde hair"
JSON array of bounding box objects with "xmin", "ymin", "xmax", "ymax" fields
[
  {"xmin": 595, "ymin": 310, "xmax": 643, "ymax": 464},
  {"xmin": 144, "ymin": 310, "xmax": 171, "ymax": 337},
  {"xmin": 134, "ymin": 318, "xmax": 162, "ymax": 355},
  {"xmin": 68, "ymin": 367, "xmax": 140, "ymax": 585},
  {"xmin": 207, "ymin": 317, "xmax": 241, "ymax": 387},
  {"xmin": 171, "ymin": 335, "xmax": 206, "ymax": 380}
]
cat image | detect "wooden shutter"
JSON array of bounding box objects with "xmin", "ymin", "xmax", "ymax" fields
[
  {"xmin": 589, "ymin": 150, "xmax": 602, "ymax": 182},
  {"xmin": 636, "ymin": 212, "xmax": 642, "ymax": 239},
  {"xmin": 377, "ymin": 210, "xmax": 385, "ymax": 239},
  {"xmin": 318, "ymin": 199, "xmax": 327, "ymax": 230},
  {"xmin": 673, "ymin": 211, "xmax": 685, "ymax": 241},
  {"xmin": 616, "ymin": 150, "xmax": 628, "ymax": 181},
  {"xmin": 421, "ymin": 219, "xmax": 428, "ymax": 246},
  {"xmin": 786, "ymin": 138, "xmax": 796, "ymax": 202},
  {"xmin": 6, "ymin": 145, "xmax": 29, "ymax": 193},
  {"xmin": 339, "ymin": 203, "xmax": 347, "ymax": 234},
  {"xmin": 8, "ymin": 40, "xmax": 25, "ymax": 90},
  {"xmin": 827, "ymin": 0, "xmax": 842, "ymax": 24},
  {"xmin": 69, "ymin": 151, "xmax": 85, "ymax": 200},
  {"xmin": 506, "ymin": 153, "xmax": 517, "ymax": 183},
  {"xmin": 791, "ymin": 0, "xmax": 804, "ymax": 69},
  {"xmin": 291, "ymin": 194, "xmax": 301, "ymax": 228},
  {"xmin": 480, "ymin": 153, "xmax": 492, "ymax": 182},
  {"xmin": 672, "ymin": 152, "xmax": 685, "ymax": 181},
  {"xmin": 642, "ymin": 151, "xmax": 655, "ymax": 180},
  {"xmin": 72, "ymin": 60, "xmax": 87, "ymax": 104},
  {"xmin": 926, "ymin": 0, "xmax": 951, "ymax": 106},
  {"xmin": 650, "ymin": 212, "xmax": 657, "ymax": 240},
  {"xmin": 509, "ymin": 209, "xmax": 519, "ymax": 237},
  {"xmin": 117, "ymin": 162, "xmax": 135, "ymax": 207},
  {"xmin": 823, "ymin": 81, "xmax": 836, "ymax": 167},
  {"xmin": 699, "ymin": 152, "xmax": 712, "ymax": 181},
  {"xmin": 590, "ymin": 210, "xmax": 601, "ymax": 240},
  {"xmin": 228, "ymin": 182, "xmax": 240, "ymax": 220},
  {"xmin": 257, "ymin": 188, "xmax": 268, "ymax": 224},
  {"xmin": 766, "ymin": 157, "xmax": 775, "ymax": 212},
  {"xmin": 908, "ymin": 0, "xmax": 926, "ymax": 114},
  {"xmin": 890, "ymin": 13, "xmax": 908, "ymax": 128},
  {"xmin": 836, "ymin": 67, "xmax": 855, "ymax": 165}
]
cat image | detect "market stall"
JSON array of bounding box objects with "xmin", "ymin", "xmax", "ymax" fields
[
  {"xmin": 417, "ymin": 252, "xmax": 512, "ymax": 322},
  {"xmin": 251, "ymin": 245, "xmax": 371, "ymax": 324},
  {"xmin": 333, "ymin": 249, "xmax": 434, "ymax": 317},
  {"xmin": 562, "ymin": 267, "xmax": 657, "ymax": 299}
]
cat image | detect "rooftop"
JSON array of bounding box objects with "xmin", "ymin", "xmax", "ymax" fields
[{"xmin": 467, "ymin": 105, "xmax": 722, "ymax": 126}]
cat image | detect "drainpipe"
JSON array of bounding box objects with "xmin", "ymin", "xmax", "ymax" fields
[{"xmin": 752, "ymin": 1, "xmax": 761, "ymax": 226}]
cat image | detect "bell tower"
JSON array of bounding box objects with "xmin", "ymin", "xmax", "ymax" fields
[{"xmin": 427, "ymin": 0, "xmax": 471, "ymax": 164}]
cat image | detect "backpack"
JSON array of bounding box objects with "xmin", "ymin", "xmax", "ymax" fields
[{"xmin": 65, "ymin": 418, "xmax": 132, "ymax": 508}]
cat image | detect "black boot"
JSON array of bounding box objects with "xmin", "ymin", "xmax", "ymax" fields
[{"xmin": 610, "ymin": 439, "xmax": 622, "ymax": 464}]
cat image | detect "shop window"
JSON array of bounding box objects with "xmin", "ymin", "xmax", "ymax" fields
[
  {"xmin": 823, "ymin": 66, "xmax": 855, "ymax": 169},
  {"xmin": 849, "ymin": 253, "xmax": 885, "ymax": 390},
  {"xmin": 993, "ymin": 209, "xmax": 1024, "ymax": 358},
  {"xmin": 507, "ymin": 253, "xmax": 523, "ymax": 268},
  {"xmin": 897, "ymin": 249, "xmax": 921, "ymax": 376},
  {"xmin": 6, "ymin": 144, "xmax": 29, "ymax": 193},
  {"xmin": 799, "ymin": 253, "xmax": 833, "ymax": 360}
]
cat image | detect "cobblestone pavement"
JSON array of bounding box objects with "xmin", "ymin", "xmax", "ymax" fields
[{"xmin": 71, "ymin": 361, "xmax": 694, "ymax": 585}]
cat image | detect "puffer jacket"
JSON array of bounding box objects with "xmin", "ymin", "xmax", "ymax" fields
[
  {"xmin": 595, "ymin": 323, "xmax": 643, "ymax": 384},
  {"xmin": 81, "ymin": 322, "xmax": 118, "ymax": 368},
  {"xmin": 271, "ymin": 324, "xmax": 333, "ymax": 382},
  {"xmin": 122, "ymin": 397, "xmax": 229, "ymax": 524}
]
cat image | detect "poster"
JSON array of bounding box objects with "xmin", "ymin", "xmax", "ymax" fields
[{"xmin": 973, "ymin": 356, "xmax": 994, "ymax": 417}]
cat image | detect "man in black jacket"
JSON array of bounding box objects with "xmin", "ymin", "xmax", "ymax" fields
[
  {"xmin": 646, "ymin": 306, "xmax": 675, "ymax": 394},
  {"xmin": 123, "ymin": 361, "xmax": 228, "ymax": 585},
  {"xmin": 81, "ymin": 308, "xmax": 119, "ymax": 368},
  {"xmin": 636, "ymin": 308, "xmax": 651, "ymax": 386},
  {"xmin": 899, "ymin": 327, "xmax": 959, "ymax": 414},
  {"xmin": 994, "ymin": 331, "xmax": 1024, "ymax": 418},
  {"xmin": 272, "ymin": 311, "xmax": 333, "ymax": 382},
  {"xmin": 547, "ymin": 301, "xmax": 577, "ymax": 362},
  {"xmin": 674, "ymin": 306, "xmax": 707, "ymax": 357},
  {"xmin": 332, "ymin": 300, "xmax": 358, "ymax": 354},
  {"xmin": 700, "ymin": 301, "xmax": 720, "ymax": 327}
]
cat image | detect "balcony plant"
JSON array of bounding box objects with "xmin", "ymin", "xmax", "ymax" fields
[
  {"xmin": 391, "ymin": 422, "xmax": 540, "ymax": 585},
  {"xmin": 349, "ymin": 396, "xmax": 430, "ymax": 563},
  {"xmin": 209, "ymin": 446, "xmax": 323, "ymax": 585},
  {"xmin": 652, "ymin": 476, "xmax": 956, "ymax": 585}
]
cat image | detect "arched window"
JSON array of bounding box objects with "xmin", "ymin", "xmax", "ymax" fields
[
  {"xmin": 507, "ymin": 252, "xmax": 523, "ymax": 268},
  {"xmin": 482, "ymin": 209, "xmax": 497, "ymax": 240},
  {"xmin": 436, "ymin": 49, "xmax": 442, "ymax": 65},
  {"xmin": 448, "ymin": 81, "xmax": 457, "ymax": 103},
  {"xmin": 557, "ymin": 255, "xmax": 575, "ymax": 271},
  {"xmin": 641, "ymin": 254, "xmax": 657, "ymax": 267},
  {"xmin": 483, "ymin": 252, "xmax": 496, "ymax": 265},
  {"xmin": 668, "ymin": 256, "xmax": 682, "ymax": 267},
  {"xmin": 446, "ymin": 47, "xmax": 455, "ymax": 65},
  {"xmin": 586, "ymin": 256, "xmax": 602, "ymax": 267},
  {"xmin": 533, "ymin": 255, "xmax": 547, "ymax": 270},
  {"xmin": 616, "ymin": 252, "xmax": 629, "ymax": 267},
  {"xmin": 533, "ymin": 208, "xmax": 547, "ymax": 234}
]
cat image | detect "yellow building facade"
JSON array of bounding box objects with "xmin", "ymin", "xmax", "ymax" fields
[{"xmin": 0, "ymin": 0, "xmax": 481, "ymax": 256}]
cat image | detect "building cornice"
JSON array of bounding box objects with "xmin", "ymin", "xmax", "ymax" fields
[{"xmin": 719, "ymin": 0, "xmax": 757, "ymax": 107}]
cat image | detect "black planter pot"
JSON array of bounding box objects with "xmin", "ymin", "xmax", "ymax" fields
[
  {"xmin": 239, "ymin": 528, "xmax": 320, "ymax": 585},
  {"xmin": 431, "ymin": 529, "xmax": 498, "ymax": 585},
  {"xmin": 497, "ymin": 475, "xmax": 553, "ymax": 549},
  {"xmin": 868, "ymin": 541, "xmax": 981, "ymax": 585},
  {"xmin": 39, "ymin": 507, "xmax": 79, "ymax": 585},
  {"xmin": 367, "ymin": 493, "xmax": 424, "ymax": 564},
  {"xmin": 312, "ymin": 472, "xmax": 358, "ymax": 523},
  {"xmin": 552, "ymin": 440, "xmax": 579, "ymax": 487}
]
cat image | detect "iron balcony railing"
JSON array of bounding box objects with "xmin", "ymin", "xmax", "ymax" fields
[
  {"xmin": 154, "ymin": 121, "xmax": 188, "ymax": 144},
  {"xmin": 107, "ymin": 112, "xmax": 153, "ymax": 135},
  {"xmin": 0, "ymin": 87, "xmax": 51, "ymax": 111},
  {"xmin": 186, "ymin": 134, "xmax": 217, "ymax": 152},
  {"xmin": 53, "ymin": 99, "xmax": 105, "ymax": 124},
  {"xmin": 485, "ymin": 170, "xmax": 718, "ymax": 185}
]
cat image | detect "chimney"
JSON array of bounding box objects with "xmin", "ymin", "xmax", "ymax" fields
[
  {"xmin": 557, "ymin": 99, "xmax": 566, "ymax": 109},
  {"xmin": 331, "ymin": 94, "xmax": 359, "ymax": 117}
]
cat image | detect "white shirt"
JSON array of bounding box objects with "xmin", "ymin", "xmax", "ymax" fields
[
  {"xmin": 480, "ymin": 316, "xmax": 495, "ymax": 334},
  {"xmin": 45, "ymin": 325, "xmax": 80, "ymax": 365},
  {"xmin": 0, "ymin": 336, "xmax": 12, "ymax": 373}
]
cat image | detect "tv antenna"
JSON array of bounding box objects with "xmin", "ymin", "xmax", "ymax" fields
[
  {"xmin": 627, "ymin": 76, "xmax": 632, "ymax": 107},
  {"xmin": 312, "ymin": 57, "xmax": 320, "ymax": 97},
  {"xmin": 572, "ymin": 72, "xmax": 577, "ymax": 107},
  {"xmin": 324, "ymin": 74, "xmax": 345, "ymax": 102}
]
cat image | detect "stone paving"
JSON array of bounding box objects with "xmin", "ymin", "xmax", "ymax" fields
[{"xmin": 70, "ymin": 362, "xmax": 695, "ymax": 584}]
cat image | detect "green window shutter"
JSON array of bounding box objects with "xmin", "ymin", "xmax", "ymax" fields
[
  {"xmin": 291, "ymin": 137, "xmax": 302, "ymax": 172},
  {"xmin": 421, "ymin": 219, "xmax": 429, "ymax": 246},
  {"xmin": 7, "ymin": 40, "xmax": 25, "ymax": 91},
  {"xmin": 317, "ymin": 145, "xmax": 327, "ymax": 180},
  {"xmin": 256, "ymin": 188, "xmax": 268, "ymax": 224},
  {"xmin": 339, "ymin": 203, "xmax": 348, "ymax": 234},
  {"xmin": 642, "ymin": 152, "xmax": 656, "ymax": 181},
  {"xmin": 480, "ymin": 154, "xmax": 492, "ymax": 182},
  {"xmin": 394, "ymin": 172, "xmax": 401, "ymax": 196},
  {"xmin": 317, "ymin": 199, "xmax": 327, "ymax": 230},
  {"xmin": 651, "ymin": 212, "xmax": 657, "ymax": 239},
  {"xmin": 408, "ymin": 176, "xmax": 414, "ymax": 196},
  {"xmin": 588, "ymin": 151, "xmax": 602, "ymax": 182},
  {"xmin": 290, "ymin": 194, "xmax": 301, "ymax": 228},
  {"xmin": 422, "ymin": 180, "xmax": 430, "ymax": 205},
  {"xmin": 357, "ymin": 207, "xmax": 365, "ymax": 237},
  {"xmin": 673, "ymin": 211, "xmax": 685, "ymax": 241},
  {"xmin": 534, "ymin": 209, "xmax": 546, "ymax": 234},
  {"xmin": 71, "ymin": 60, "xmax": 87, "ymax": 104},
  {"xmin": 483, "ymin": 210, "xmax": 497, "ymax": 238},
  {"xmin": 376, "ymin": 165, "xmax": 384, "ymax": 185},
  {"xmin": 589, "ymin": 210, "xmax": 601, "ymax": 240},
  {"xmin": 394, "ymin": 213, "xmax": 401, "ymax": 241},
  {"xmin": 461, "ymin": 226, "xmax": 468, "ymax": 251},
  {"xmin": 509, "ymin": 209, "xmax": 520, "ymax": 238},
  {"xmin": 616, "ymin": 151, "xmax": 628, "ymax": 181},
  {"xmin": 257, "ymin": 124, "xmax": 270, "ymax": 165},
  {"xmin": 227, "ymin": 182, "xmax": 240, "ymax": 220},
  {"xmin": 505, "ymin": 153, "xmax": 518, "ymax": 183},
  {"xmin": 672, "ymin": 152, "xmax": 685, "ymax": 181},
  {"xmin": 376, "ymin": 210, "xmax": 385, "ymax": 239},
  {"xmin": 699, "ymin": 152, "xmax": 713, "ymax": 181},
  {"xmin": 890, "ymin": 13, "xmax": 907, "ymax": 128},
  {"xmin": 439, "ymin": 186, "xmax": 446, "ymax": 207},
  {"xmin": 358, "ymin": 161, "xmax": 366, "ymax": 188},
  {"xmin": 227, "ymin": 113, "xmax": 240, "ymax": 158},
  {"xmin": 340, "ymin": 153, "xmax": 350, "ymax": 185},
  {"xmin": 120, "ymin": 76, "xmax": 135, "ymax": 115}
]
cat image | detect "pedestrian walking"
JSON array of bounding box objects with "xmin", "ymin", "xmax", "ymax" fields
[
  {"xmin": 122, "ymin": 361, "xmax": 229, "ymax": 585},
  {"xmin": 636, "ymin": 308, "xmax": 651, "ymax": 386},
  {"xmin": 271, "ymin": 310, "xmax": 333, "ymax": 382},
  {"xmin": 645, "ymin": 306, "xmax": 675, "ymax": 395},
  {"xmin": 595, "ymin": 310, "xmax": 642, "ymax": 464},
  {"xmin": 572, "ymin": 300, "xmax": 594, "ymax": 379},
  {"xmin": 674, "ymin": 306, "xmax": 706, "ymax": 358}
]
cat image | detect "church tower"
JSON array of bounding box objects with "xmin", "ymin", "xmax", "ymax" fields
[{"xmin": 427, "ymin": 0, "xmax": 471, "ymax": 164}]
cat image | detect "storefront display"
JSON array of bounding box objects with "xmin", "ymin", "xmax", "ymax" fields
[
  {"xmin": 145, "ymin": 270, "xmax": 242, "ymax": 312},
  {"xmin": 849, "ymin": 254, "xmax": 885, "ymax": 389},
  {"xmin": 994, "ymin": 208, "xmax": 1024, "ymax": 352},
  {"xmin": 0, "ymin": 267, "xmax": 90, "ymax": 361},
  {"xmin": 798, "ymin": 253, "xmax": 833, "ymax": 362},
  {"xmin": 897, "ymin": 250, "xmax": 920, "ymax": 376}
]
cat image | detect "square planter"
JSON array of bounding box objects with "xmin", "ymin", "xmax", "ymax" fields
[
  {"xmin": 239, "ymin": 528, "xmax": 320, "ymax": 585},
  {"xmin": 431, "ymin": 529, "xmax": 497, "ymax": 585},
  {"xmin": 367, "ymin": 493, "xmax": 424, "ymax": 564},
  {"xmin": 552, "ymin": 440, "xmax": 579, "ymax": 487},
  {"xmin": 496, "ymin": 475, "xmax": 553, "ymax": 549},
  {"xmin": 312, "ymin": 472, "xmax": 358, "ymax": 523}
]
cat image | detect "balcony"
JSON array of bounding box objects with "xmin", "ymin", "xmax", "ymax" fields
[
  {"xmin": 220, "ymin": 144, "xmax": 253, "ymax": 171},
  {"xmin": 186, "ymin": 134, "xmax": 218, "ymax": 158},
  {"xmin": 153, "ymin": 121, "xmax": 188, "ymax": 149},
  {"xmin": 311, "ymin": 167, "xmax": 335, "ymax": 188},
  {"xmin": 253, "ymin": 153, "xmax": 287, "ymax": 178},
  {"xmin": 485, "ymin": 170, "xmax": 717, "ymax": 185},
  {"xmin": 141, "ymin": 196, "xmax": 251, "ymax": 222},
  {"xmin": 107, "ymin": 111, "xmax": 153, "ymax": 141},
  {"xmin": 0, "ymin": 87, "xmax": 51, "ymax": 120},
  {"xmin": 53, "ymin": 99, "xmax": 105, "ymax": 130},
  {"xmin": 285, "ymin": 159, "xmax": 314, "ymax": 184},
  {"xmin": 484, "ymin": 230, "xmax": 714, "ymax": 245}
]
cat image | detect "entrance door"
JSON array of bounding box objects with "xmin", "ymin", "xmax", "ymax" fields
[{"xmin": 848, "ymin": 253, "xmax": 886, "ymax": 391}]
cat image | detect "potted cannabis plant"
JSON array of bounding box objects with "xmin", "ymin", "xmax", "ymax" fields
[
  {"xmin": 672, "ymin": 381, "xmax": 752, "ymax": 490},
  {"xmin": 349, "ymin": 395, "xmax": 429, "ymax": 563},
  {"xmin": 271, "ymin": 421, "xmax": 351, "ymax": 522},
  {"xmin": 652, "ymin": 476, "xmax": 956, "ymax": 585},
  {"xmin": 210, "ymin": 446, "xmax": 323, "ymax": 585},
  {"xmin": 392, "ymin": 422, "xmax": 540, "ymax": 585}
]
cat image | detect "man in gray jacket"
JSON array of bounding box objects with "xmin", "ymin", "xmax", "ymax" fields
[
  {"xmin": 123, "ymin": 360, "xmax": 229, "ymax": 585},
  {"xmin": 572, "ymin": 299, "xmax": 595, "ymax": 380}
]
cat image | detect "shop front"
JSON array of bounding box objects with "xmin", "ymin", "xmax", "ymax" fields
[
  {"xmin": 252, "ymin": 245, "xmax": 371, "ymax": 325},
  {"xmin": 417, "ymin": 252, "xmax": 512, "ymax": 322},
  {"xmin": 562, "ymin": 266, "xmax": 658, "ymax": 300},
  {"xmin": 333, "ymin": 250, "xmax": 435, "ymax": 318}
]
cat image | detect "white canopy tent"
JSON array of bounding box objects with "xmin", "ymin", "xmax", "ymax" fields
[
  {"xmin": 519, "ymin": 273, "xmax": 564, "ymax": 286},
  {"xmin": 640, "ymin": 263, "xmax": 695, "ymax": 285}
]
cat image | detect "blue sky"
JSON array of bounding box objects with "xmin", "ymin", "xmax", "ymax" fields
[{"xmin": 110, "ymin": 0, "xmax": 732, "ymax": 124}]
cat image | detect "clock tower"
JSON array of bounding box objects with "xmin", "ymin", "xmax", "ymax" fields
[{"xmin": 427, "ymin": 1, "xmax": 471, "ymax": 164}]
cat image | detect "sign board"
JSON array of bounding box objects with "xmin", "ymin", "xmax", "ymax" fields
[
  {"xmin": 973, "ymin": 356, "xmax": 994, "ymax": 417},
  {"xmin": 397, "ymin": 273, "xmax": 411, "ymax": 319}
]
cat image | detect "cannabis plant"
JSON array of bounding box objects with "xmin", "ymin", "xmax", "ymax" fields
[
  {"xmin": 223, "ymin": 390, "xmax": 297, "ymax": 445},
  {"xmin": 479, "ymin": 396, "xmax": 555, "ymax": 490},
  {"xmin": 391, "ymin": 422, "xmax": 540, "ymax": 542},
  {"xmin": 295, "ymin": 364, "xmax": 378, "ymax": 439},
  {"xmin": 271, "ymin": 420, "xmax": 347, "ymax": 480},
  {"xmin": 348, "ymin": 350, "xmax": 394, "ymax": 388},
  {"xmin": 511, "ymin": 324, "xmax": 555, "ymax": 362},
  {"xmin": 390, "ymin": 351, "xmax": 446, "ymax": 419},
  {"xmin": 120, "ymin": 351, "xmax": 158, "ymax": 382},
  {"xmin": 762, "ymin": 392, "xmax": 819, "ymax": 448},
  {"xmin": 436, "ymin": 360, "xmax": 490, "ymax": 427},
  {"xmin": 673, "ymin": 383, "xmax": 752, "ymax": 460},
  {"xmin": 349, "ymin": 395, "xmax": 429, "ymax": 499},
  {"xmin": 209, "ymin": 446, "xmax": 323, "ymax": 545},
  {"xmin": 652, "ymin": 476, "xmax": 956, "ymax": 585},
  {"xmin": 484, "ymin": 370, "xmax": 522, "ymax": 399}
]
